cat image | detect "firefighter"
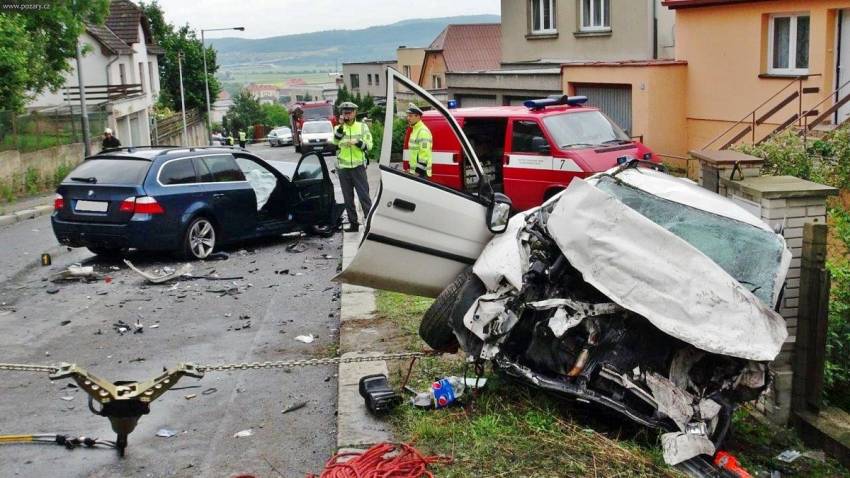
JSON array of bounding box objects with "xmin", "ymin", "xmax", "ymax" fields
[
  {"xmin": 102, "ymin": 128, "xmax": 120, "ymax": 149},
  {"xmin": 406, "ymin": 103, "xmax": 432, "ymax": 178},
  {"xmin": 238, "ymin": 129, "xmax": 247, "ymax": 148},
  {"xmin": 332, "ymin": 101, "xmax": 372, "ymax": 233}
]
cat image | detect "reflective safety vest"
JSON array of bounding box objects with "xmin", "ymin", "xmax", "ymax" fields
[
  {"xmin": 238, "ymin": 131, "xmax": 247, "ymax": 141},
  {"xmin": 409, "ymin": 120, "xmax": 432, "ymax": 177},
  {"xmin": 333, "ymin": 121, "xmax": 372, "ymax": 169}
]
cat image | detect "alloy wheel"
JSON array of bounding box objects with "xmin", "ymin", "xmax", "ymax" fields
[{"xmin": 189, "ymin": 218, "xmax": 216, "ymax": 259}]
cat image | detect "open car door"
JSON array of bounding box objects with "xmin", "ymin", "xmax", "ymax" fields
[
  {"xmin": 291, "ymin": 152, "xmax": 337, "ymax": 228},
  {"xmin": 336, "ymin": 69, "xmax": 509, "ymax": 297}
]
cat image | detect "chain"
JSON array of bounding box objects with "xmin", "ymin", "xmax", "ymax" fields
[
  {"xmin": 0, "ymin": 363, "xmax": 59, "ymax": 374},
  {"xmin": 0, "ymin": 351, "xmax": 443, "ymax": 377},
  {"xmin": 197, "ymin": 351, "xmax": 441, "ymax": 373}
]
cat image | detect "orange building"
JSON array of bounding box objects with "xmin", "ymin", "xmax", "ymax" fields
[{"xmin": 562, "ymin": 0, "xmax": 850, "ymax": 164}]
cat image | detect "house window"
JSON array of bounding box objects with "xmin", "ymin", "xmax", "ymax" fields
[
  {"xmin": 148, "ymin": 62, "xmax": 155, "ymax": 93},
  {"xmin": 375, "ymin": 74, "xmax": 380, "ymax": 86},
  {"xmin": 581, "ymin": 0, "xmax": 610, "ymax": 32},
  {"xmin": 530, "ymin": 0, "xmax": 556, "ymax": 34},
  {"xmin": 768, "ymin": 13, "xmax": 810, "ymax": 75},
  {"xmin": 403, "ymin": 65, "xmax": 411, "ymax": 78},
  {"xmin": 432, "ymin": 75, "xmax": 442, "ymax": 89},
  {"xmin": 138, "ymin": 62, "xmax": 145, "ymax": 92},
  {"xmin": 119, "ymin": 63, "xmax": 126, "ymax": 84},
  {"xmin": 350, "ymin": 74, "xmax": 360, "ymax": 89}
]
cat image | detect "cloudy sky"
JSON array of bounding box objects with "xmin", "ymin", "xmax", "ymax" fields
[{"xmin": 152, "ymin": 0, "xmax": 501, "ymax": 39}]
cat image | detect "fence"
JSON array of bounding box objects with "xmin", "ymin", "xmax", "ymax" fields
[
  {"xmin": 152, "ymin": 109, "xmax": 209, "ymax": 147},
  {"xmin": 0, "ymin": 108, "xmax": 107, "ymax": 153}
]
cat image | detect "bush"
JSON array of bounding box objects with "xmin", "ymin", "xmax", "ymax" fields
[{"xmin": 824, "ymin": 208, "xmax": 850, "ymax": 408}]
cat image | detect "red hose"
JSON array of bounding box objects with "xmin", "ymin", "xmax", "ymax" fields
[{"xmin": 308, "ymin": 442, "xmax": 451, "ymax": 478}]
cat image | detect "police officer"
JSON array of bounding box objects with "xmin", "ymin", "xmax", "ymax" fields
[
  {"xmin": 333, "ymin": 101, "xmax": 372, "ymax": 233},
  {"xmin": 406, "ymin": 103, "xmax": 432, "ymax": 178},
  {"xmin": 238, "ymin": 129, "xmax": 247, "ymax": 148}
]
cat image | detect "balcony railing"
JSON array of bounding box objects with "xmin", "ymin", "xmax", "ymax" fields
[{"xmin": 63, "ymin": 83, "xmax": 144, "ymax": 103}]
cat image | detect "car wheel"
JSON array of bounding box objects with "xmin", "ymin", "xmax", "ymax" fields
[
  {"xmin": 418, "ymin": 266, "xmax": 481, "ymax": 352},
  {"xmin": 308, "ymin": 223, "xmax": 336, "ymax": 238},
  {"xmin": 87, "ymin": 246, "xmax": 124, "ymax": 257},
  {"xmin": 182, "ymin": 216, "xmax": 216, "ymax": 260}
]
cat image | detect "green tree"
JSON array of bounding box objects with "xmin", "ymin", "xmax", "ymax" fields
[
  {"xmin": 140, "ymin": 1, "xmax": 220, "ymax": 114},
  {"xmin": 223, "ymin": 89, "xmax": 266, "ymax": 134},
  {"xmin": 261, "ymin": 103, "xmax": 290, "ymax": 128},
  {"xmin": 0, "ymin": 0, "xmax": 109, "ymax": 112}
]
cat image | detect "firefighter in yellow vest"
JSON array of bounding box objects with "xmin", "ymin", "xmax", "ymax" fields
[
  {"xmin": 332, "ymin": 101, "xmax": 373, "ymax": 232},
  {"xmin": 406, "ymin": 103, "xmax": 432, "ymax": 178}
]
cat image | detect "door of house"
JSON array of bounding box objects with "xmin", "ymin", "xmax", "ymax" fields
[
  {"xmin": 574, "ymin": 84, "xmax": 633, "ymax": 135},
  {"xmin": 837, "ymin": 9, "xmax": 850, "ymax": 124}
]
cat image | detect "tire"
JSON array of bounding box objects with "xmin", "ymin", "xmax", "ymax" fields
[
  {"xmin": 419, "ymin": 266, "xmax": 479, "ymax": 352},
  {"xmin": 181, "ymin": 216, "xmax": 217, "ymax": 260},
  {"xmin": 308, "ymin": 223, "xmax": 337, "ymax": 238},
  {"xmin": 87, "ymin": 246, "xmax": 123, "ymax": 257}
]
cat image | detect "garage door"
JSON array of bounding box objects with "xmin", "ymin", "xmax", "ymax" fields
[
  {"xmin": 455, "ymin": 95, "xmax": 497, "ymax": 107},
  {"xmin": 573, "ymin": 84, "xmax": 632, "ymax": 135}
]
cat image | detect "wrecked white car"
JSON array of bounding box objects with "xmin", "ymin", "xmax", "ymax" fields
[{"xmin": 338, "ymin": 69, "xmax": 791, "ymax": 466}]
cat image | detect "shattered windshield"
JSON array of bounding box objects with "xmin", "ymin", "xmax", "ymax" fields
[{"xmin": 595, "ymin": 176, "xmax": 784, "ymax": 305}]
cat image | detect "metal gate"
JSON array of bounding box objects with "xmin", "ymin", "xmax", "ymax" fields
[
  {"xmin": 574, "ymin": 84, "xmax": 632, "ymax": 135},
  {"xmin": 455, "ymin": 95, "xmax": 497, "ymax": 107}
]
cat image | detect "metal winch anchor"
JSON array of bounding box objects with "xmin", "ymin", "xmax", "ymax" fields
[{"xmin": 48, "ymin": 363, "xmax": 204, "ymax": 456}]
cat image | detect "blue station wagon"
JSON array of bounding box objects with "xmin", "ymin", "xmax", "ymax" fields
[{"xmin": 52, "ymin": 147, "xmax": 342, "ymax": 259}]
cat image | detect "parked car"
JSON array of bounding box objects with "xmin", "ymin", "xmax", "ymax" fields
[
  {"xmin": 52, "ymin": 147, "xmax": 342, "ymax": 259},
  {"xmin": 338, "ymin": 68, "xmax": 791, "ymax": 468},
  {"xmin": 211, "ymin": 132, "xmax": 226, "ymax": 145},
  {"xmin": 299, "ymin": 120, "xmax": 336, "ymax": 154},
  {"xmin": 404, "ymin": 100, "xmax": 658, "ymax": 211},
  {"xmin": 268, "ymin": 127, "xmax": 293, "ymax": 147}
]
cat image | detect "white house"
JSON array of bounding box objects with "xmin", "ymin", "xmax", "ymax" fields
[{"xmin": 28, "ymin": 0, "xmax": 163, "ymax": 147}]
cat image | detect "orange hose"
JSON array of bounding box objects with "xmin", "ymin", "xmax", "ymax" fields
[{"xmin": 307, "ymin": 442, "xmax": 451, "ymax": 478}]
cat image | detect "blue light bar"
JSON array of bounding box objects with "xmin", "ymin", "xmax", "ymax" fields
[
  {"xmin": 447, "ymin": 99, "xmax": 458, "ymax": 109},
  {"xmin": 524, "ymin": 95, "xmax": 588, "ymax": 110}
]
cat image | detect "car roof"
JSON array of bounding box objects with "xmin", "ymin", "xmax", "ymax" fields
[
  {"xmin": 423, "ymin": 104, "xmax": 599, "ymax": 120},
  {"xmin": 89, "ymin": 146, "xmax": 250, "ymax": 162}
]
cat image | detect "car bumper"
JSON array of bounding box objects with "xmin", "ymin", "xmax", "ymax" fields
[
  {"xmin": 51, "ymin": 214, "xmax": 179, "ymax": 251},
  {"xmin": 303, "ymin": 141, "xmax": 335, "ymax": 153}
]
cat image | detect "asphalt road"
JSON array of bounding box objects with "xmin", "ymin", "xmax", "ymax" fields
[{"xmin": 0, "ymin": 144, "xmax": 344, "ymax": 478}]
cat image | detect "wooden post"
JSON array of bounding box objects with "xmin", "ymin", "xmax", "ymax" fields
[{"xmin": 792, "ymin": 222, "xmax": 830, "ymax": 414}]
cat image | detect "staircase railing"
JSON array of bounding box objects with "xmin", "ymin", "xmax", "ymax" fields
[
  {"xmin": 800, "ymin": 78, "xmax": 850, "ymax": 133},
  {"xmin": 701, "ymin": 74, "xmax": 821, "ymax": 150}
]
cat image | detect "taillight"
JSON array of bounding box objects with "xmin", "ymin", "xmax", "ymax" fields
[
  {"xmin": 119, "ymin": 196, "xmax": 164, "ymax": 215},
  {"xmin": 53, "ymin": 194, "xmax": 64, "ymax": 211}
]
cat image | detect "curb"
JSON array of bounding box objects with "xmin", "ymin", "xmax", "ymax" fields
[
  {"xmin": 0, "ymin": 204, "xmax": 53, "ymax": 227},
  {"xmin": 336, "ymin": 230, "xmax": 394, "ymax": 449}
]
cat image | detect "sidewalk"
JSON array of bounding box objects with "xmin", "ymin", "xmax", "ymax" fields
[
  {"xmin": 0, "ymin": 193, "xmax": 54, "ymax": 227},
  {"xmin": 335, "ymin": 162, "xmax": 396, "ymax": 449}
]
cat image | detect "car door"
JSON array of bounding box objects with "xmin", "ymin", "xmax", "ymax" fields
[
  {"xmin": 196, "ymin": 154, "xmax": 257, "ymax": 241},
  {"xmin": 336, "ymin": 68, "xmax": 498, "ymax": 298},
  {"xmin": 504, "ymin": 119, "xmax": 556, "ymax": 210},
  {"xmin": 291, "ymin": 152, "xmax": 336, "ymax": 227}
]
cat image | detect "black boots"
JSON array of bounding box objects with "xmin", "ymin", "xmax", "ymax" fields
[{"xmin": 344, "ymin": 223, "xmax": 360, "ymax": 233}]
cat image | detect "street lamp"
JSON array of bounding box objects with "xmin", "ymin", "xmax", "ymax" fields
[{"xmin": 201, "ymin": 26, "xmax": 245, "ymax": 145}]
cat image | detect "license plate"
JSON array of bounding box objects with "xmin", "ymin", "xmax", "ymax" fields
[{"xmin": 75, "ymin": 200, "xmax": 109, "ymax": 213}]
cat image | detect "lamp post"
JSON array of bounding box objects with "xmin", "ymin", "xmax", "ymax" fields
[
  {"xmin": 178, "ymin": 51, "xmax": 188, "ymax": 143},
  {"xmin": 201, "ymin": 26, "xmax": 245, "ymax": 145}
]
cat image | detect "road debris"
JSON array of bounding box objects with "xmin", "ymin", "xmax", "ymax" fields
[
  {"xmin": 286, "ymin": 241, "xmax": 308, "ymax": 253},
  {"xmin": 295, "ymin": 334, "xmax": 315, "ymax": 344},
  {"xmin": 50, "ymin": 265, "xmax": 98, "ymax": 282},
  {"xmin": 184, "ymin": 394, "xmax": 197, "ymax": 400},
  {"xmin": 155, "ymin": 429, "xmax": 177, "ymax": 438},
  {"xmin": 202, "ymin": 387, "xmax": 217, "ymax": 396},
  {"xmin": 124, "ymin": 260, "xmax": 193, "ymax": 284},
  {"xmin": 59, "ymin": 396, "xmax": 74, "ymax": 401},
  {"xmin": 233, "ymin": 429, "xmax": 253, "ymax": 438},
  {"xmin": 281, "ymin": 401, "xmax": 308, "ymax": 414}
]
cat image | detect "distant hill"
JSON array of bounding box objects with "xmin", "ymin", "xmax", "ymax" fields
[{"xmin": 210, "ymin": 15, "xmax": 500, "ymax": 69}]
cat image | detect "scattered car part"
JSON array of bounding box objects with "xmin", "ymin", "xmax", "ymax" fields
[
  {"xmin": 358, "ymin": 374, "xmax": 402, "ymax": 414},
  {"xmin": 124, "ymin": 260, "xmax": 193, "ymax": 284}
]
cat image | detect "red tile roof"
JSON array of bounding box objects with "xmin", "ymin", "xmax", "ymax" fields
[
  {"xmin": 427, "ymin": 24, "xmax": 501, "ymax": 72},
  {"xmin": 661, "ymin": 0, "xmax": 774, "ymax": 9},
  {"xmin": 105, "ymin": 0, "xmax": 160, "ymax": 50}
]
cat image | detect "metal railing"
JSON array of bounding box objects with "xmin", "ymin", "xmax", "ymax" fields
[
  {"xmin": 62, "ymin": 83, "xmax": 144, "ymax": 103},
  {"xmin": 702, "ymin": 74, "xmax": 822, "ymax": 150}
]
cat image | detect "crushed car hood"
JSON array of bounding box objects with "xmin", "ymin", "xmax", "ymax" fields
[
  {"xmin": 473, "ymin": 168, "xmax": 790, "ymax": 362},
  {"xmin": 543, "ymin": 176, "xmax": 788, "ymax": 361}
]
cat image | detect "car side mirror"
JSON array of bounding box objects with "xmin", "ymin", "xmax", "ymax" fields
[
  {"xmin": 487, "ymin": 193, "xmax": 512, "ymax": 234},
  {"xmin": 531, "ymin": 136, "xmax": 550, "ymax": 154}
]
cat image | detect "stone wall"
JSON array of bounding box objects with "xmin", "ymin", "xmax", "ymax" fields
[{"xmin": 0, "ymin": 142, "xmax": 98, "ymax": 186}]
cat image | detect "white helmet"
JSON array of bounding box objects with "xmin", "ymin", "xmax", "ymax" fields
[{"xmin": 104, "ymin": 128, "xmax": 113, "ymax": 134}]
